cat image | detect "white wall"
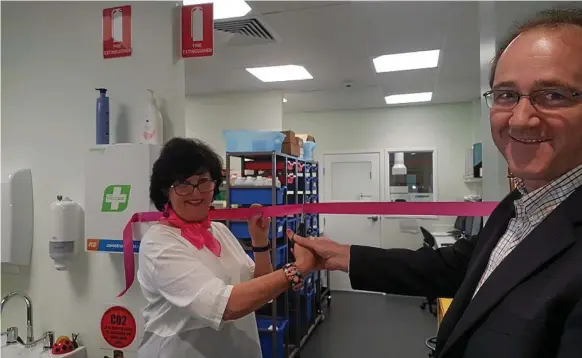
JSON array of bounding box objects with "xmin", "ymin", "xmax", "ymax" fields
[
  {"xmin": 185, "ymin": 91, "xmax": 284, "ymax": 161},
  {"xmin": 283, "ymin": 102, "xmax": 481, "ymax": 249},
  {"xmin": 1, "ymin": 2, "xmax": 185, "ymax": 358}
]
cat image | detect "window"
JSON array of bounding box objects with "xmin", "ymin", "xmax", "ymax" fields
[{"xmin": 387, "ymin": 150, "xmax": 436, "ymax": 202}]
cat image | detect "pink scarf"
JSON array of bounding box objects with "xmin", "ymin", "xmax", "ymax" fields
[{"xmin": 164, "ymin": 207, "xmax": 222, "ymax": 257}]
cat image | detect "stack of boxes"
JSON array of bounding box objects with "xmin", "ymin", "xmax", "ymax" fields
[{"xmin": 281, "ymin": 130, "xmax": 316, "ymax": 159}]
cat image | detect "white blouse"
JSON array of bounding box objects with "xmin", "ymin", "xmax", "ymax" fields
[{"xmin": 137, "ymin": 222, "xmax": 262, "ymax": 358}]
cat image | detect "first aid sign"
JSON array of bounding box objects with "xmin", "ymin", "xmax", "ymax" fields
[
  {"xmin": 181, "ymin": 3, "xmax": 214, "ymax": 58},
  {"xmin": 103, "ymin": 5, "xmax": 132, "ymax": 59}
]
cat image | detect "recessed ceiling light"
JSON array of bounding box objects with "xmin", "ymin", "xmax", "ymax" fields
[
  {"xmin": 183, "ymin": 0, "xmax": 251, "ymax": 20},
  {"xmin": 246, "ymin": 65, "xmax": 313, "ymax": 83},
  {"xmin": 373, "ymin": 50, "xmax": 440, "ymax": 73},
  {"xmin": 283, "ymin": 98, "xmax": 288, "ymax": 103},
  {"xmin": 385, "ymin": 92, "xmax": 433, "ymax": 105}
]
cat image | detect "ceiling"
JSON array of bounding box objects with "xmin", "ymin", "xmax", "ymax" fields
[{"xmin": 183, "ymin": 1, "xmax": 578, "ymax": 113}]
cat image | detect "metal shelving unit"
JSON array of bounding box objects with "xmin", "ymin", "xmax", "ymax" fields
[{"xmin": 225, "ymin": 151, "xmax": 330, "ymax": 358}]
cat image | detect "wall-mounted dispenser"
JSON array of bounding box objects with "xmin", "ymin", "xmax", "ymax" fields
[
  {"xmin": 50, "ymin": 195, "xmax": 84, "ymax": 270},
  {"xmin": 1, "ymin": 168, "xmax": 34, "ymax": 266}
]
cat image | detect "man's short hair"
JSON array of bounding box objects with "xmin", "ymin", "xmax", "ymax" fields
[{"xmin": 489, "ymin": 7, "xmax": 582, "ymax": 87}]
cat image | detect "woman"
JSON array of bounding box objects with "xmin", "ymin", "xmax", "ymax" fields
[{"xmin": 137, "ymin": 137, "xmax": 316, "ymax": 358}]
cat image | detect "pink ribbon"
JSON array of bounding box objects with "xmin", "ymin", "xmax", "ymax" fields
[{"xmin": 118, "ymin": 201, "xmax": 499, "ymax": 296}]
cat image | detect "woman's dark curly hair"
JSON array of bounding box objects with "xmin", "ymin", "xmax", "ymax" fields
[{"xmin": 150, "ymin": 137, "xmax": 223, "ymax": 211}]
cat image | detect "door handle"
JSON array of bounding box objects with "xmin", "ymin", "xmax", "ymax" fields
[{"xmin": 367, "ymin": 216, "xmax": 379, "ymax": 222}]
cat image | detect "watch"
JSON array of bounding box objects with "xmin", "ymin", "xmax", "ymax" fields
[{"xmin": 283, "ymin": 263, "xmax": 304, "ymax": 291}]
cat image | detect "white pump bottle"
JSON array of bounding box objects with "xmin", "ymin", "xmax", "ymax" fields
[{"xmin": 141, "ymin": 89, "xmax": 164, "ymax": 145}]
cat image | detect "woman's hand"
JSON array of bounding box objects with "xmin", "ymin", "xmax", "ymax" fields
[
  {"xmin": 248, "ymin": 204, "xmax": 270, "ymax": 247},
  {"xmin": 287, "ymin": 230, "xmax": 321, "ymax": 274}
]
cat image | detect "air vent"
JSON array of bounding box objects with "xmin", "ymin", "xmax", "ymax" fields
[{"xmin": 214, "ymin": 18, "xmax": 275, "ymax": 42}]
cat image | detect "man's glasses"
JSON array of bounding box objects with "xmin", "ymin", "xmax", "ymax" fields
[
  {"xmin": 171, "ymin": 180, "xmax": 215, "ymax": 196},
  {"xmin": 483, "ymin": 88, "xmax": 581, "ymax": 109}
]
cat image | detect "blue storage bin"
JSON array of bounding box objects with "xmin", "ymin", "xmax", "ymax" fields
[
  {"xmin": 306, "ymin": 289, "xmax": 314, "ymax": 322},
  {"xmin": 303, "ymin": 141, "xmax": 316, "ymax": 160},
  {"xmin": 230, "ymin": 218, "xmax": 286, "ymax": 240},
  {"xmin": 230, "ymin": 187, "xmax": 285, "ymax": 205},
  {"xmin": 287, "ymin": 217, "xmax": 297, "ymax": 232},
  {"xmin": 298, "ymin": 177, "xmax": 311, "ymax": 191},
  {"xmin": 246, "ymin": 244, "xmax": 287, "ymax": 267},
  {"xmin": 223, "ymin": 130, "xmax": 286, "ymax": 153},
  {"xmin": 301, "ymin": 272, "xmax": 314, "ymax": 295},
  {"xmin": 257, "ymin": 317, "xmax": 288, "ymax": 358},
  {"xmin": 312, "ymin": 216, "xmax": 318, "ymax": 231},
  {"xmin": 311, "ymin": 179, "xmax": 318, "ymax": 192}
]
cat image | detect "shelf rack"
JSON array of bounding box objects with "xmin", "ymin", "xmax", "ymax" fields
[{"xmin": 225, "ymin": 151, "xmax": 330, "ymax": 358}]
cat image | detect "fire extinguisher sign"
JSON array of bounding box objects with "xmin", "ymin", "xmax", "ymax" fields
[
  {"xmin": 181, "ymin": 3, "xmax": 214, "ymax": 58},
  {"xmin": 102, "ymin": 5, "xmax": 132, "ymax": 59}
]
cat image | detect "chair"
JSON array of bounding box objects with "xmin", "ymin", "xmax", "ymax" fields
[{"xmin": 419, "ymin": 227, "xmax": 437, "ymax": 316}]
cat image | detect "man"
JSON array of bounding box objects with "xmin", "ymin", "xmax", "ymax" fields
[{"xmin": 291, "ymin": 8, "xmax": 582, "ymax": 358}]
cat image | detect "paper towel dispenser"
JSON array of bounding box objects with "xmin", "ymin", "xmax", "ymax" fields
[{"xmin": 1, "ymin": 168, "xmax": 34, "ymax": 266}]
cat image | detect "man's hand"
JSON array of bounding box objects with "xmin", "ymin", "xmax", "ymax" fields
[
  {"xmin": 288, "ymin": 231, "xmax": 351, "ymax": 272},
  {"xmin": 248, "ymin": 204, "xmax": 270, "ymax": 247}
]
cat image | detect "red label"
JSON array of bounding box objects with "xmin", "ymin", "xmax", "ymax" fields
[
  {"xmin": 100, "ymin": 306, "xmax": 136, "ymax": 349},
  {"xmin": 103, "ymin": 5, "xmax": 132, "ymax": 59},
  {"xmin": 181, "ymin": 3, "xmax": 214, "ymax": 58}
]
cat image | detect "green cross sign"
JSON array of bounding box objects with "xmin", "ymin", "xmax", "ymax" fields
[{"xmin": 101, "ymin": 185, "xmax": 131, "ymax": 212}]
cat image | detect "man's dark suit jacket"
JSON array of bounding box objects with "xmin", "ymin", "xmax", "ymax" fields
[{"xmin": 349, "ymin": 186, "xmax": 582, "ymax": 358}]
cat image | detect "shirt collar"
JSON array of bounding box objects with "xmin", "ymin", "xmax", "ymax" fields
[{"xmin": 512, "ymin": 164, "xmax": 582, "ymax": 221}]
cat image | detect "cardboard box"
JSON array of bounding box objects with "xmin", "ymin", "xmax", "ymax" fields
[
  {"xmin": 282, "ymin": 142, "xmax": 300, "ymax": 156},
  {"xmin": 281, "ymin": 130, "xmax": 296, "ymax": 143},
  {"xmin": 297, "ymin": 134, "xmax": 316, "ymax": 143}
]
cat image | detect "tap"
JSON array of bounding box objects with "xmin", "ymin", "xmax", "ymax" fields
[
  {"xmin": 23, "ymin": 330, "xmax": 54, "ymax": 349},
  {"xmin": 0, "ymin": 292, "xmax": 34, "ymax": 345}
]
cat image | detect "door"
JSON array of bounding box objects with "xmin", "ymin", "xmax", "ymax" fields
[{"xmin": 322, "ymin": 152, "xmax": 382, "ymax": 292}]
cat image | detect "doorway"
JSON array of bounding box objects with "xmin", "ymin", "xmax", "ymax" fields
[{"xmin": 322, "ymin": 151, "xmax": 382, "ymax": 292}]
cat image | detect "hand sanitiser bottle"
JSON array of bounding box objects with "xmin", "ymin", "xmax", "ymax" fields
[
  {"xmin": 95, "ymin": 88, "xmax": 110, "ymax": 144},
  {"xmin": 141, "ymin": 89, "xmax": 163, "ymax": 145}
]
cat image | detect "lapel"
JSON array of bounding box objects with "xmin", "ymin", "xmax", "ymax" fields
[
  {"xmin": 440, "ymin": 187, "xmax": 582, "ymax": 357},
  {"xmin": 436, "ymin": 191, "xmax": 518, "ymax": 352}
]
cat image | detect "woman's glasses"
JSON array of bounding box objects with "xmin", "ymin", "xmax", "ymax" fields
[{"xmin": 171, "ymin": 180, "xmax": 215, "ymax": 196}]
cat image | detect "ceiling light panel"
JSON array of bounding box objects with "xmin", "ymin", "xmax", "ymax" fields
[
  {"xmin": 385, "ymin": 92, "xmax": 433, "ymax": 105},
  {"xmin": 246, "ymin": 65, "xmax": 313, "ymax": 83},
  {"xmin": 183, "ymin": 0, "xmax": 251, "ymax": 20},
  {"xmin": 373, "ymin": 50, "xmax": 440, "ymax": 73}
]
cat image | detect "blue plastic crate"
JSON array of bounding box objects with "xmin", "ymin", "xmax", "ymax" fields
[
  {"xmin": 306, "ymin": 289, "xmax": 314, "ymax": 322},
  {"xmin": 230, "ymin": 218, "xmax": 286, "ymax": 240},
  {"xmin": 230, "ymin": 187, "xmax": 285, "ymax": 205},
  {"xmin": 305, "ymin": 215, "xmax": 312, "ymax": 229},
  {"xmin": 300, "ymin": 272, "xmax": 314, "ymax": 295},
  {"xmin": 299, "ymin": 177, "xmax": 312, "ymax": 192},
  {"xmin": 246, "ymin": 244, "xmax": 288, "ymax": 268},
  {"xmin": 303, "ymin": 141, "xmax": 316, "ymax": 160},
  {"xmin": 311, "ymin": 179, "xmax": 318, "ymax": 192},
  {"xmin": 223, "ymin": 130, "xmax": 286, "ymax": 153},
  {"xmin": 257, "ymin": 317, "xmax": 289, "ymax": 358},
  {"xmin": 287, "ymin": 217, "xmax": 297, "ymax": 232}
]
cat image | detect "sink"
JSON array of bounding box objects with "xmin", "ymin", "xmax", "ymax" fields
[{"xmin": 1, "ymin": 344, "xmax": 87, "ymax": 358}]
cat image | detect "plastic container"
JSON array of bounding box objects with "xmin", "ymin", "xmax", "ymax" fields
[
  {"xmin": 287, "ymin": 217, "xmax": 297, "ymax": 233},
  {"xmin": 257, "ymin": 317, "xmax": 288, "ymax": 358},
  {"xmin": 223, "ymin": 130, "xmax": 286, "ymax": 153},
  {"xmin": 95, "ymin": 88, "xmax": 110, "ymax": 145},
  {"xmin": 303, "ymin": 141, "xmax": 316, "ymax": 160},
  {"xmin": 229, "ymin": 187, "xmax": 285, "ymax": 205},
  {"xmin": 230, "ymin": 218, "xmax": 286, "ymax": 240}
]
